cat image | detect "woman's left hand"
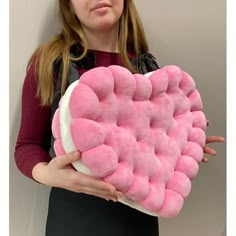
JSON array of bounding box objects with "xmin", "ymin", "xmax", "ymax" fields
[
  {"xmin": 201, "ymin": 120, "xmax": 225, "ymax": 163},
  {"xmin": 202, "ymin": 135, "xmax": 225, "ymax": 163},
  {"xmin": 201, "ymin": 119, "xmax": 225, "ymax": 163}
]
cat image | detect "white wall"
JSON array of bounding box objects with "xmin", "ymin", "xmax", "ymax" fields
[
  {"xmin": 10, "ymin": 1, "xmax": 58, "ymax": 236},
  {"xmin": 10, "ymin": 0, "xmax": 226, "ymax": 235}
]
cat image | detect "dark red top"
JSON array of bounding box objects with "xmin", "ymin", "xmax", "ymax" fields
[{"xmin": 14, "ymin": 50, "xmax": 125, "ymax": 180}]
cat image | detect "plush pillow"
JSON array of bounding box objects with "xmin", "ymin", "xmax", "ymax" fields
[{"xmin": 51, "ymin": 65, "xmax": 207, "ymax": 218}]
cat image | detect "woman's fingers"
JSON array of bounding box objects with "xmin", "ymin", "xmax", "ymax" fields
[
  {"xmin": 75, "ymin": 171, "xmax": 117, "ymax": 194},
  {"xmin": 51, "ymin": 151, "xmax": 123, "ymax": 201},
  {"xmin": 203, "ymin": 146, "xmax": 217, "ymax": 156},
  {"xmin": 53, "ymin": 151, "xmax": 80, "ymax": 168},
  {"xmin": 66, "ymin": 173, "xmax": 120, "ymax": 201},
  {"xmin": 77, "ymin": 185, "xmax": 119, "ymax": 202},
  {"xmin": 201, "ymin": 134, "xmax": 225, "ymax": 164},
  {"xmin": 202, "ymin": 157, "xmax": 209, "ymax": 163},
  {"xmin": 206, "ymin": 136, "xmax": 225, "ymax": 144}
]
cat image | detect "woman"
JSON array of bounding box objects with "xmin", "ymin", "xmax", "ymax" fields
[{"xmin": 14, "ymin": 1, "xmax": 224, "ymax": 235}]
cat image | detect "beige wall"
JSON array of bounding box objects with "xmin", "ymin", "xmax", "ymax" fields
[
  {"xmin": 10, "ymin": 1, "xmax": 58, "ymax": 236},
  {"xmin": 10, "ymin": 0, "xmax": 226, "ymax": 235}
]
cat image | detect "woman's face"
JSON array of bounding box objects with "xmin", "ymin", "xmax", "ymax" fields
[{"xmin": 71, "ymin": 0, "xmax": 124, "ymax": 32}]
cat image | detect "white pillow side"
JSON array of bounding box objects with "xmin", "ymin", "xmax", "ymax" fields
[{"xmin": 59, "ymin": 80, "xmax": 94, "ymax": 176}]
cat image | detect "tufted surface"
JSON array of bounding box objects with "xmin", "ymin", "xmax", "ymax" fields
[{"xmin": 52, "ymin": 65, "xmax": 207, "ymax": 218}]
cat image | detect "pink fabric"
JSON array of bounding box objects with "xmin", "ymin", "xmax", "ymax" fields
[{"xmin": 52, "ymin": 65, "xmax": 207, "ymax": 218}]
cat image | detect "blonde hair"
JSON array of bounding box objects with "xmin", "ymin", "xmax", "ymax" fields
[{"xmin": 30, "ymin": 0, "xmax": 149, "ymax": 105}]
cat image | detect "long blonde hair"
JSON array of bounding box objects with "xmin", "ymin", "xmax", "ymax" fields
[{"xmin": 30, "ymin": 0, "xmax": 149, "ymax": 105}]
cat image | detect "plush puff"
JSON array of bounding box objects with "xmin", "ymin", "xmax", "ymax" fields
[{"xmin": 51, "ymin": 65, "xmax": 207, "ymax": 218}]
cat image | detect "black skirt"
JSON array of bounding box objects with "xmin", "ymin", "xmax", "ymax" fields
[{"xmin": 46, "ymin": 187, "xmax": 159, "ymax": 236}]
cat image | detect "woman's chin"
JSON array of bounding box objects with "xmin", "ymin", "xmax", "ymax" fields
[{"xmin": 92, "ymin": 20, "xmax": 119, "ymax": 32}]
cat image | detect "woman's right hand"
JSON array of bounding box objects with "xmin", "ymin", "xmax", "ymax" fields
[{"xmin": 32, "ymin": 151, "xmax": 121, "ymax": 202}]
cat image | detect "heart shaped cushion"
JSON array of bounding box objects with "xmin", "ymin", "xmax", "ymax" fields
[{"xmin": 51, "ymin": 65, "xmax": 207, "ymax": 218}]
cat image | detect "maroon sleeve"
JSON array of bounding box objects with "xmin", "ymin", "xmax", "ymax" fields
[{"xmin": 14, "ymin": 61, "xmax": 52, "ymax": 180}]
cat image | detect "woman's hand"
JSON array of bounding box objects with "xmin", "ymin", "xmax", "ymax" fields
[
  {"xmin": 202, "ymin": 121, "xmax": 225, "ymax": 163},
  {"xmin": 32, "ymin": 151, "xmax": 121, "ymax": 202}
]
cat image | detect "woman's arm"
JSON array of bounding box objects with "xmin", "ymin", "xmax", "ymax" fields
[
  {"xmin": 14, "ymin": 61, "xmax": 121, "ymax": 201},
  {"xmin": 14, "ymin": 61, "xmax": 52, "ymax": 179}
]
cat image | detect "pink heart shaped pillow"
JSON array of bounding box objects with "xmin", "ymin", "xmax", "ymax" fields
[{"xmin": 52, "ymin": 65, "xmax": 207, "ymax": 218}]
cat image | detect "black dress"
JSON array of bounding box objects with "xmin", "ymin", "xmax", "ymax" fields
[{"xmin": 46, "ymin": 50, "xmax": 160, "ymax": 236}]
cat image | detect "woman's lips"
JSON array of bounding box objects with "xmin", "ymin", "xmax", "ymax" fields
[{"xmin": 91, "ymin": 2, "xmax": 111, "ymax": 11}]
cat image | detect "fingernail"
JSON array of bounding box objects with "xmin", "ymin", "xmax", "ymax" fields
[
  {"xmin": 72, "ymin": 151, "xmax": 79, "ymax": 158},
  {"xmin": 116, "ymin": 191, "xmax": 122, "ymax": 198},
  {"xmin": 113, "ymin": 197, "xmax": 118, "ymax": 202}
]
